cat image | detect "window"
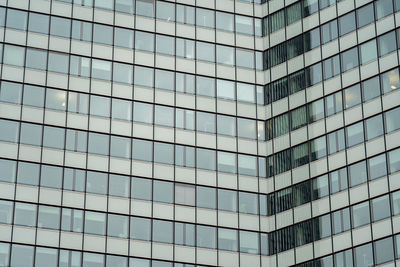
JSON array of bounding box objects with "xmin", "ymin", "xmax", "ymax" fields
[
  {"xmin": 14, "ymin": 203, "xmax": 37, "ymax": 227},
  {"xmin": 136, "ymin": 0, "xmax": 154, "ymax": 17},
  {"xmin": 0, "ymin": 81, "xmax": 22, "ymax": 104},
  {"xmin": 352, "ymin": 201, "xmax": 370, "ymax": 228},
  {"xmin": 154, "ymin": 142, "xmax": 173, "ymax": 165},
  {"xmin": 176, "ymin": 73, "xmax": 195, "ymax": 93},
  {"xmin": 17, "ymin": 162, "xmax": 39, "ymax": 186},
  {"xmin": 50, "ymin": 17, "xmax": 71, "ymax": 38},
  {"xmin": 176, "ymin": 38, "xmax": 195, "ymax": 59},
  {"xmin": 61, "ymin": 208, "xmax": 83, "ymax": 232},
  {"xmin": 216, "ymin": 12, "xmax": 234, "ymax": 31},
  {"xmin": 135, "ymin": 31, "xmax": 154, "ymax": 52},
  {"xmin": 273, "ymin": 113, "xmax": 289, "ymax": 137},
  {"xmin": 131, "ymin": 177, "xmax": 152, "ymax": 200},
  {"xmin": 46, "ymin": 88, "xmax": 67, "ymax": 111},
  {"xmin": 95, "ymin": 0, "xmax": 113, "ymax": 10},
  {"xmin": 346, "ymin": 122, "xmax": 364, "ymax": 147},
  {"xmin": 196, "ymin": 111, "xmax": 215, "ymax": 133},
  {"xmin": 218, "ymin": 228, "xmax": 238, "ymax": 251},
  {"xmin": 196, "ymin": 8, "xmax": 214, "ymax": 28},
  {"xmin": 65, "ymin": 129, "xmax": 87, "ymax": 153},
  {"xmin": 40, "ymin": 165, "xmax": 63, "ymax": 188},
  {"xmin": 176, "ymin": 109, "xmax": 195, "ymax": 130},
  {"xmin": 0, "ymin": 159, "xmax": 16, "ymax": 183},
  {"xmin": 240, "ymin": 231, "xmax": 259, "ymax": 254},
  {"xmin": 378, "ymin": 31, "xmax": 396, "ymax": 56},
  {"xmin": 389, "ymin": 148, "xmax": 400, "ymax": 173},
  {"xmin": 108, "ymin": 214, "xmax": 128, "ymax": 238},
  {"xmin": 110, "ymin": 136, "xmax": 131, "ymax": 159},
  {"xmin": 218, "ymin": 151, "xmax": 236, "ymax": 173},
  {"xmin": 112, "ymin": 99, "xmax": 131, "ymax": 121},
  {"xmin": 175, "ymin": 184, "xmax": 195, "ymax": 206},
  {"xmin": 362, "ymin": 76, "xmax": 381, "ymax": 102},
  {"xmin": 381, "ymin": 69, "xmax": 400, "ymax": 94},
  {"xmin": 237, "ymin": 118, "xmax": 256, "ymax": 139},
  {"xmin": 330, "ymin": 168, "xmax": 348, "ymax": 194},
  {"xmin": 176, "ymin": 4, "xmax": 194, "ymax": 25},
  {"xmin": 357, "ymin": 3, "xmax": 374, "ymax": 28},
  {"xmin": 310, "ymin": 136, "xmax": 327, "ymax": 161},
  {"xmin": 3, "ymin": 45, "xmax": 25, "ymax": 67},
  {"xmin": 292, "ymin": 143, "xmax": 308, "ymax": 168},
  {"xmin": 20, "ymin": 123, "xmax": 42, "ymax": 146},
  {"xmin": 304, "ymin": 28, "xmax": 320, "ymax": 52},
  {"xmin": 359, "ymin": 39, "xmax": 377, "ymax": 64},
  {"xmin": 84, "ymin": 211, "xmax": 106, "ymax": 235},
  {"xmin": 6, "ymin": 9, "xmax": 27, "ymax": 30},
  {"xmin": 115, "ymin": 0, "xmax": 134, "ymax": 14},
  {"xmin": 86, "ymin": 171, "xmax": 108, "ymax": 195},
  {"xmin": 375, "ymin": 237, "xmax": 395, "ymax": 265},
  {"xmin": 332, "ymin": 208, "xmax": 351, "ymax": 234},
  {"xmin": 237, "ymin": 83, "xmax": 255, "ymax": 103},
  {"xmin": 313, "ymin": 214, "xmax": 331, "ymax": 240},
  {"xmin": 239, "ymin": 192, "xmax": 258, "ymax": 214},
  {"xmin": 236, "ymin": 15, "xmax": 253, "ymax": 35},
  {"xmin": 0, "ymin": 200, "xmax": 13, "ymax": 224},
  {"xmin": 365, "ymin": 114, "xmax": 383, "ymax": 140},
  {"xmin": 37, "ymin": 206, "xmax": 60, "ymax": 230},
  {"xmin": 63, "ymin": 168, "xmax": 85, "ymax": 192},
  {"xmin": 72, "ymin": 20, "xmax": 92, "ymax": 42},
  {"xmin": 155, "ymin": 105, "xmax": 174, "ymax": 127},
  {"xmin": 312, "ymin": 175, "xmax": 329, "ymax": 200},
  {"xmin": 197, "ymin": 149, "xmax": 216, "ymax": 171},
  {"xmin": 156, "ymin": 35, "xmax": 174, "ymax": 56},
  {"xmin": 269, "ymin": 9, "xmax": 285, "ymax": 33},
  {"xmin": 308, "ymin": 99, "xmax": 325, "ymax": 122},
  {"xmin": 0, "ymin": 119, "xmax": 19, "ymax": 143},
  {"xmin": 197, "ymin": 186, "xmax": 216, "ymax": 209},
  {"xmin": 133, "ymin": 102, "xmax": 153, "ymax": 124},
  {"xmin": 175, "ymin": 222, "xmax": 195, "ymax": 246},
  {"xmin": 287, "ymin": 35, "xmax": 304, "ymax": 60},
  {"xmin": 113, "ymin": 63, "xmax": 133, "ymax": 84},
  {"xmin": 156, "ymin": 1, "xmax": 175, "ymax": 21},
  {"xmin": 349, "ymin": 161, "xmax": 367, "ymax": 187},
  {"xmin": 323, "ymin": 55, "xmax": 340, "ymax": 80},
  {"xmin": 132, "ymin": 139, "xmax": 153, "ymax": 162},
  {"xmin": 91, "ymin": 59, "xmax": 112, "ymax": 81},
  {"xmin": 196, "ymin": 42, "xmax": 215, "ymax": 62},
  {"xmin": 385, "ymin": 107, "xmax": 400, "ymax": 133},
  {"xmin": 155, "ymin": 70, "xmax": 174, "ymax": 91},
  {"xmin": 339, "ymin": 12, "xmax": 356, "ymax": 36},
  {"xmin": 130, "ymin": 216, "xmax": 151, "ymax": 241},
  {"xmin": 372, "ymin": 195, "xmax": 390, "ymax": 222},
  {"xmin": 88, "ymin": 133, "xmax": 109, "ymax": 156},
  {"xmin": 153, "ymin": 220, "xmax": 173, "ymax": 243},
  {"xmin": 305, "ymin": 63, "xmax": 322, "ymax": 87},
  {"xmin": 10, "ymin": 245, "xmax": 34, "ymax": 267},
  {"xmin": 354, "ymin": 243, "xmax": 373, "ymax": 267},
  {"xmin": 375, "ymin": 0, "xmax": 393, "ymax": 19},
  {"xmin": 217, "ymin": 45, "xmax": 234, "ymax": 66},
  {"xmin": 28, "ymin": 13, "xmax": 49, "ymax": 34},
  {"xmin": 286, "ymin": 2, "xmax": 302, "ymax": 25},
  {"xmin": 217, "ymin": 80, "xmax": 235, "ymax": 100},
  {"xmin": 218, "ymin": 189, "xmax": 237, "ymax": 212},
  {"xmin": 368, "ymin": 154, "xmax": 387, "ymax": 180},
  {"xmin": 341, "ymin": 47, "xmax": 359, "ymax": 72},
  {"xmin": 197, "ymin": 225, "xmax": 216, "ymax": 249},
  {"xmin": 70, "ymin": 56, "xmax": 91, "ymax": 77},
  {"xmin": 321, "ymin": 20, "xmax": 338, "ymax": 44}
]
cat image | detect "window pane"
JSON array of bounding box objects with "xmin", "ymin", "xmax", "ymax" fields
[
  {"xmin": 84, "ymin": 211, "xmax": 106, "ymax": 235},
  {"xmin": 153, "ymin": 220, "xmax": 173, "ymax": 243},
  {"xmin": 349, "ymin": 161, "xmax": 367, "ymax": 187},
  {"xmin": 109, "ymin": 174, "xmax": 130, "ymax": 198},
  {"xmin": 108, "ymin": 214, "xmax": 128, "ymax": 238},
  {"xmin": 0, "ymin": 119, "xmax": 19, "ymax": 143},
  {"xmin": 216, "ymin": 12, "xmax": 234, "ymax": 31},
  {"xmin": 339, "ymin": 12, "xmax": 356, "ymax": 36},
  {"xmin": 46, "ymin": 88, "xmax": 67, "ymax": 110},
  {"xmin": 381, "ymin": 69, "xmax": 400, "ymax": 94},
  {"xmin": 362, "ymin": 76, "xmax": 381, "ymax": 102},
  {"xmin": 130, "ymin": 217, "xmax": 151, "ymax": 241},
  {"xmin": 218, "ymin": 189, "xmax": 237, "ymax": 212},
  {"xmin": 0, "ymin": 159, "xmax": 16, "ymax": 183},
  {"xmin": 7, "ymin": 9, "xmax": 27, "ymax": 30},
  {"xmin": 218, "ymin": 228, "xmax": 237, "ymax": 251},
  {"xmin": 368, "ymin": 154, "xmax": 387, "ymax": 180},
  {"xmin": 352, "ymin": 201, "xmax": 370, "ymax": 228},
  {"xmin": 50, "ymin": 17, "xmax": 71, "ymax": 38},
  {"xmin": 372, "ymin": 195, "xmax": 390, "ymax": 222},
  {"xmin": 114, "ymin": 27, "xmax": 134, "ymax": 48},
  {"xmin": 197, "ymin": 186, "xmax": 216, "ymax": 209},
  {"xmin": 113, "ymin": 63, "xmax": 133, "ymax": 84},
  {"xmin": 134, "ymin": 66, "xmax": 154, "ymax": 87},
  {"xmin": 375, "ymin": 237, "xmax": 394, "ymax": 265},
  {"xmin": 365, "ymin": 114, "xmax": 383, "ymax": 140},
  {"xmin": 110, "ymin": 136, "xmax": 131, "ymax": 159},
  {"xmin": 136, "ymin": 0, "xmax": 154, "ymax": 17},
  {"xmin": 17, "ymin": 162, "xmax": 40, "ymax": 186},
  {"xmin": 341, "ymin": 47, "xmax": 359, "ymax": 72},
  {"xmin": 10, "ymin": 245, "xmax": 34, "ymax": 267},
  {"xmin": 354, "ymin": 243, "xmax": 373, "ymax": 267},
  {"xmin": 378, "ymin": 31, "xmax": 396, "ymax": 56},
  {"xmin": 196, "ymin": 8, "xmax": 214, "ymax": 28},
  {"xmin": 375, "ymin": 0, "xmax": 393, "ymax": 19},
  {"xmin": 133, "ymin": 102, "xmax": 153, "ymax": 124},
  {"xmin": 40, "ymin": 165, "xmax": 63, "ymax": 188},
  {"xmin": 0, "ymin": 81, "xmax": 22, "ymax": 104},
  {"xmin": 38, "ymin": 206, "xmax": 60, "ymax": 229},
  {"xmin": 131, "ymin": 177, "xmax": 152, "ymax": 201},
  {"xmin": 88, "ymin": 132, "xmax": 109, "ymax": 155},
  {"xmin": 346, "ymin": 122, "xmax": 364, "ymax": 147},
  {"xmin": 86, "ymin": 171, "xmax": 108, "ymax": 195},
  {"xmin": 3, "ymin": 45, "xmax": 25, "ymax": 66},
  {"xmin": 357, "ymin": 3, "xmax": 374, "ymax": 28},
  {"xmin": 156, "ymin": 1, "xmax": 175, "ymax": 21},
  {"xmin": 154, "ymin": 142, "xmax": 174, "ymax": 165},
  {"xmin": 132, "ymin": 139, "xmax": 153, "ymax": 161},
  {"xmin": 359, "ymin": 39, "xmax": 377, "ymax": 64},
  {"xmin": 196, "ymin": 42, "xmax": 215, "ymax": 62},
  {"xmin": 14, "ymin": 203, "xmax": 37, "ymax": 227}
]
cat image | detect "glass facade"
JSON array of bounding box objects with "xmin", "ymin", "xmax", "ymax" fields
[{"xmin": 0, "ymin": 0, "xmax": 399, "ymax": 266}]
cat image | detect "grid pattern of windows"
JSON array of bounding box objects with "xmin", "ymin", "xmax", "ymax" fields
[{"xmin": 0, "ymin": 0, "xmax": 400, "ymax": 266}]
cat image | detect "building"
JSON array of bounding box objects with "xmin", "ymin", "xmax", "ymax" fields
[{"xmin": 0, "ymin": 0, "xmax": 400, "ymax": 266}]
